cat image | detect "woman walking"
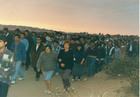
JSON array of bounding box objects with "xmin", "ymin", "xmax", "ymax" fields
[
  {"xmin": 37, "ymin": 45, "xmax": 57, "ymax": 94},
  {"xmin": 58, "ymin": 42, "xmax": 73, "ymax": 92},
  {"xmin": 72, "ymin": 44, "xmax": 86, "ymax": 81}
]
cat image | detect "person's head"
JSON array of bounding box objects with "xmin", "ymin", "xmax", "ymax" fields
[
  {"xmin": 43, "ymin": 32, "xmax": 47, "ymax": 37},
  {"xmin": 31, "ymin": 32, "xmax": 36, "ymax": 37},
  {"xmin": 59, "ymin": 36, "xmax": 63, "ymax": 41},
  {"xmin": 66, "ymin": 35, "xmax": 70, "ymax": 40},
  {"xmin": 90, "ymin": 41, "xmax": 95, "ymax": 48},
  {"xmin": 108, "ymin": 41, "xmax": 112, "ymax": 46},
  {"xmin": 39, "ymin": 34, "xmax": 43, "ymax": 37},
  {"xmin": 77, "ymin": 44, "xmax": 82, "ymax": 51},
  {"xmin": 80, "ymin": 37, "xmax": 85, "ymax": 43},
  {"xmin": 70, "ymin": 39, "xmax": 75, "ymax": 44},
  {"xmin": 24, "ymin": 30, "xmax": 30, "ymax": 36},
  {"xmin": 64, "ymin": 42, "xmax": 70, "ymax": 50},
  {"xmin": 86, "ymin": 38, "xmax": 91, "ymax": 44},
  {"xmin": 20, "ymin": 33, "xmax": 25, "ymax": 39},
  {"xmin": 36, "ymin": 36, "xmax": 42, "ymax": 44},
  {"xmin": 115, "ymin": 44, "xmax": 119, "ymax": 48},
  {"xmin": 14, "ymin": 34, "xmax": 20, "ymax": 42},
  {"xmin": 3, "ymin": 28, "xmax": 8, "ymax": 34},
  {"xmin": 75, "ymin": 38, "xmax": 80, "ymax": 44},
  {"xmin": 45, "ymin": 45, "xmax": 52, "ymax": 53},
  {"xmin": 53, "ymin": 41, "xmax": 58, "ymax": 47},
  {"xmin": 0, "ymin": 35, "xmax": 7, "ymax": 50},
  {"xmin": 15, "ymin": 28, "xmax": 20, "ymax": 34},
  {"xmin": 130, "ymin": 39, "xmax": 133, "ymax": 44},
  {"xmin": 50, "ymin": 36, "xmax": 55, "ymax": 41},
  {"xmin": 96, "ymin": 43, "xmax": 101, "ymax": 49}
]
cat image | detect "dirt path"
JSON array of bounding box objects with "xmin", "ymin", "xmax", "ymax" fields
[{"xmin": 7, "ymin": 67, "xmax": 135, "ymax": 97}]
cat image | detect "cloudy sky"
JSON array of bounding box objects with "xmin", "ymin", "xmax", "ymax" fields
[{"xmin": 0, "ymin": 0, "xmax": 138, "ymax": 35}]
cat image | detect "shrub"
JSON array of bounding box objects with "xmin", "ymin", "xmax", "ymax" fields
[{"xmin": 105, "ymin": 55, "xmax": 139, "ymax": 96}]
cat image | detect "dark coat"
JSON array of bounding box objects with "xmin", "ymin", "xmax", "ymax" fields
[
  {"xmin": 96, "ymin": 47, "xmax": 106, "ymax": 59},
  {"xmin": 126, "ymin": 43, "xmax": 137, "ymax": 56},
  {"xmin": 25, "ymin": 35, "xmax": 34, "ymax": 53},
  {"xmin": 5, "ymin": 33, "xmax": 13, "ymax": 50},
  {"xmin": 58, "ymin": 49, "xmax": 73, "ymax": 70},
  {"xmin": 31, "ymin": 43, "xmax": 45, "ymax": 67}
]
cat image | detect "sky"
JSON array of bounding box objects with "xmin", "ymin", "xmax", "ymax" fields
[{"xmin": 0, "ymin": 0, "xmax": 139, "ymax": 35}]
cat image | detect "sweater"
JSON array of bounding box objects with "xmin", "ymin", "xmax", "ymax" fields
[{"xmin": 37, "ymin": 51, "xmax": 57, "ymax": 71}]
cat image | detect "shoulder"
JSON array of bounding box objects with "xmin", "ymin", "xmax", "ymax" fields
[
  {"xmin": 51, "ymin": 51, "xmax": 57, "ymax": 55},
  {"xmin": 40, "ymin": 51, "xmax": 45, "ymax": 55}
]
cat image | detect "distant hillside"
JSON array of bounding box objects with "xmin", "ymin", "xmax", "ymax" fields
[{"xmin": 0, "ymin": 24, "xmax": 55, "ymax": 33}]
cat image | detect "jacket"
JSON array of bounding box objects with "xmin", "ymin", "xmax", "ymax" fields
[
  {"xmin": 31, "ymin": 43, "xmax": 45, "ymax": 67},
  {"xmin": 10, "ymin": 40, "xmax": 26, "ymax": 62},
  {"xmin": 58, "ymin": 49, "xmax": 73, "ymax": 70},
  {"xmin": 0, "ymin": 48, "xmax": 15, "ymax": 85}
]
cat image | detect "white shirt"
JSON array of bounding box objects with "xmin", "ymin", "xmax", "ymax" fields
[
  {"xmin": 36, "ymin": 44, "xmax": 39, "ymax": 51},
  {"xmin": 129, "ymin": 44, "xmax": 132, "ymax": 51}
]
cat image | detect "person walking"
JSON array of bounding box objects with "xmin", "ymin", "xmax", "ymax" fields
[
  {"xmin": 86, "ymin": 41, "xmax": 97, "ymax": 77},
  {"xmin": 72, "ymin": 44, "xmax": 86, "ymax": 81},
  {"xmin": 31, "ymin": 36, "xmax": 45, "ymax": 81},
  {"xmin": 37, "ymin": 45, "xmax": 57, "ymax": 94},
  {"xmin": 58, "ymin": 42, "xmax": 73, "ymax": 92},
  {"xmin": 10, "ymin": 34, "xmax": 26, "ymax": 84},
  {"xmin": 0, "ymin": 35, "xmax": 15, "ymax": 97}
]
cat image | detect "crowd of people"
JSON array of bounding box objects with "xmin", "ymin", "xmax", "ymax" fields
[{"xmin": 0, "ymin": 27, "xmax": 139, "ymax": 97}]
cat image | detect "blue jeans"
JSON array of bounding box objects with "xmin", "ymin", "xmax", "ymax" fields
[
  {"xmin": 88, "ymin": 57, "xmax": 96, "ymax": 76},
  {"xmin": 105, "ymin": 56, "xmax": 111, "ymax": 65},
  {"xmin": 12, "ymin": 61, "xmax": 24, "ymax": 81}
]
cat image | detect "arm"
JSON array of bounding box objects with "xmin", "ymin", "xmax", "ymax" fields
[
  {"xmin": 25, "ymin": 39, "xmax": 29, "ymax": 51},
  {"xmin": 21, "ymin": 44, "xmax": 27, "ymax": 62},
  {"xmin": 8, "ymin": 53, "xmax": 15, "ymax": 77},
  {"xmin": 37, "ymin": 52, "xmax": 43, "ymax": 71},
  {"xmin": 58, "ymin": 50, "xmax": 63, "ymax": 63}
]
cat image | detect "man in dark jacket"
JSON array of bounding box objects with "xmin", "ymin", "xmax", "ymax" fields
[
  {"xmin": 3, "ymin": 28, "xmax": 13, "ymax": 50},
  {"xmin": 24, "ymin": 30, "xmax": 34, "ymax": 70},
  {"xmin": 95, "ymin": 43, "xmax": 105, "ymax": 73},
  {"xmin": 31, "ymin": 36, "xmax": 45, "ymax": 81},
  {"xmin": 10, "ymin": 34, "xmax": 26, "ymax": 84},
  {"xmin": 126, "ymin": 39, "xmax": 137, "ymax": 56},
  {"xmin": 86, "ymin": 41, "xmax": 97, "ymax": 77}
]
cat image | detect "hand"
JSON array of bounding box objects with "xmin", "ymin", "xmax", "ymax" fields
[
  {"xmin": 58, "ymin": 59, "xmax": 62, "ymax": 62},
  {"xmin": 80, "ymin": 62, "xmax": 83, "ymax": 65},
  {"xmin": 61, "ymin": 63, "xmax": 65, "ymax": 67},
  {"xmin": 37, "ymin": 69, "xmax": 40, "ymax": 72},
  {"xmin": 111, "ymin": 56, "xmax": 114, "ymax": 60},
  {"xmin": 23, "ymin": 61, "xmax": 26, "ymax": 64},
  {"xmin": 102, "ymin": 58, "xmax": 104, "ymax": 61}
]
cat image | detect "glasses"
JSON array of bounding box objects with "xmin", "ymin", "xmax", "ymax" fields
[{"xmin": 36, "ymin": 39, "xmax": 41, "ymax": 40}]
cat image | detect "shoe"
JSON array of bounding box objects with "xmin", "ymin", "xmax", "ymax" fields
[
  {"xmin": 36, "ymin": 78, "xmax": 39, "ymax": 81},
  {"xmin": 44, "ymin": 90, "xmax": 51, "ymax": 94},
  {"xmin": 25, "ymin": 67, "xmax": 28, "ymax": 71},
  {"xmin": 78, "ymin": 79, "xmax": 80, "ymax": 81},
  {"xmin": 55, "ymin": 72, "xmax": 59, "ymax": 75},
  {"xmin": 44, "ymin": 90, "xmax": 48, "ymax": 93},
  {"xmin": 47, "ymin": 90, "xmax": 52, "ymax": 94},
  {"xmin": 83, "ymin": 78, "xmax": 87, "ymax": 81},
  {"xmin": 18, "ymin": 78, "xmax": 24, "ymax": 81},
  {"xmin": 72, "ymin": 79, "xmax": 75, "ymax": 81},
  {"xmin": 11, "ymin": 81, "xmax": 16, "ymax": 84}
]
